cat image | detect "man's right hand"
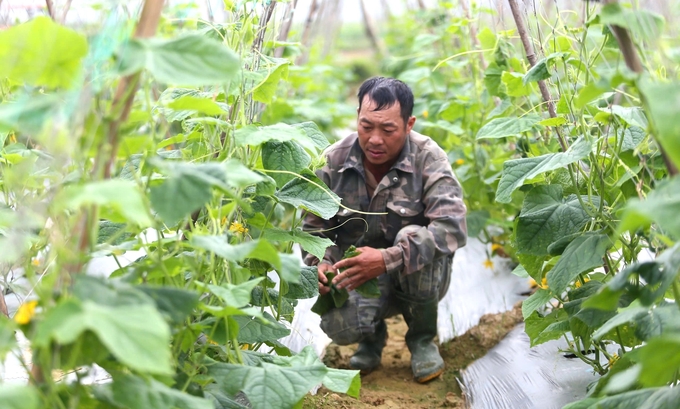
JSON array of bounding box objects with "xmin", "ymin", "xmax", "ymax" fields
[{"xmin": 317, "ymin": 263, "xmax": 335, "ymax": 295}]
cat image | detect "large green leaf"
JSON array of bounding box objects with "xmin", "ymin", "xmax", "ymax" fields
[
  {"xmin": 476, "ymin": 115, "xmax": 542, "ymax": 140},
  {"xmin": 263, "ymin": 228, "xmax": 333, "ymax": 261},
  {"xmin": 0, "ymin": 385, "xmax": 40, "ymax": 409},
  {"xmin": 0, "ymin": 94, "xmax": 62, "ymax": 134},
  {"xmin": 638, "ymin": 79, "xmax": 680, "ymax": 170},
  {"xmin": 118, "ymin": 34, "xmax": 240, "ymax": 85},
  {"xmin": 547, "ymin": 233, "xmax": 612, "ymax": 294},
  {"xmin": 108, "ymin": 373, "xmax": 213, "ymax": 409},
  {"xmin": 292, "ymin": 122, "xmax": 330, "ymax": 151},
  {"xmin": 57, "ymin": 180, "xmax": 153, "ymax": 227},
  {"xmin": 523, "ymin": 52, "xmax": 569, "ymax": 84},
  {"xmin": 207, "ymin": 346, "xmax": 354, "ymax": 409},
  {"xmin": 516, "ymin": 185, "xmax": 595, "ymax": 256},
  {"xmin": 0, "ymin": 317, "xmax": 16, "ymax": 360},
  {"xmin": 618, "ymin": 175, "xmax": 680, "ymax": 239},
  {"xmin": 150, "ymin": 160, "xmax": 262, "ymax": 226},
  {"xmin": 248, "ymin": 58, "xmax": 290, "ymax": 104},
  {"xmin": 496, "ymin": 137, "xmax": 592, "ymax": 203},
  {"xmin": 322, "ymin": 368, "xmax": 361, "ymax": 398},
  {"xmin": 277, "ymin": 172, "xmax": 341, "ymax": 220},
  {"xmin": 35, "ymin": 299, "xmax": 172, "ymax": 375},
  {"xmin": 599, "ymin": 3, "xmax": 664, "ymax": 42},
  {"xmin": 232, "ymin": 313, "xmax": 290, "ymax": 344},
  {"xmin": 206, "ymin": 278, "xmax": 266, "ymax": 308},
  {"xmin": 166, "ymin": 95, "xmax": 228, "ymax": 116},
  {"xmin": 0, "ymin": 16, "xmax": 87, "ymax": 88},
  {"xmin": 286, "ymin": 266, "xmax": 319, "ymax": 299},
  {"xmin": 639, "ymin": 386, "xmax": 680, "ymax": 409},
  {"xmin": 262, "ymin": 141, "xmax": 311, "ymax": 187},
  {"xmin": 522, "ymin": 288, "xmax": 551, "ymax": 319},
  {"xmin": 234, "ymin": 123, "xmax": 317, "ymax": 152},
  {"xmin": 192, "ymin": 236, "xmax": 278, "ymax": 265},
  {"xmin": 638, "ymin": 336, "xmax": 680, "ymax": 387}
]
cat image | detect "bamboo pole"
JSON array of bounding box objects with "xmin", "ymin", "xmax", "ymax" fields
[
  {"xmin": 274, "ymin": 0, "xmax": 298, "ymax": 58},
  {"xmin": 45, "ymin": 0, "xmax": 55, "ymax": 19},
  {"xmin": 507, "ymin": 0, "xmax": 567, "ymax": 151},
  {"xmin": 297, "ymin": 0, "xmax": 320, "ymax": 65},
  {"xmin": 359, "ymin": 0, "xmax": 386, "ymax": 56},
  {"xmin": 599, "ymin": 0, "xmax": 677, "ymax": 176}
]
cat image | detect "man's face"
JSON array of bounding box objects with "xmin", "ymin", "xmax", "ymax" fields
[{"xmin": 357, "ymin": 96, "xmax": 416, "ymax": 167}]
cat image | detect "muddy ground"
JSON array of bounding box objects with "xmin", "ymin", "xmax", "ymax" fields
[{"xmin": 303, "ymin": 302, "xmax": 524, "ymax": 409}]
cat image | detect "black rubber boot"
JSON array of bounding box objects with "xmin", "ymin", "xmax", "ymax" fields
[
  {"xmin": 394, "ymin": 291, "xmax": 444, "ymax": 383},
  {"xmin": 349, "ymin": 320, "xmax": 387, "ymax": 374}
]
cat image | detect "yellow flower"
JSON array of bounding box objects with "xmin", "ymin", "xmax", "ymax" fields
[
  {"xmin": 31, "ymin": 258, "xmax": 41, "ymax": 267},
  {"xmin": 491, "ymin": 243, "xmax": 502, "ymax": 252},
  {"xmin": 529, "ymin": 278, "xmax": 538, "ymax": 288},
  {"xmin": 575, "ymin": 277, "xmax": 591, "ymax": 288},
  {"xmin": 455, "ymin": 159, "xmax": 465, "ymax": 165},
  {"xmin": 539, "ymin": 277, "xmax": 548, "ymax": 289},
  {"xmin": 14, "ymin": 300, "xmax": 38, "ymax": 325},
  {"xmin": 422, "ymin": 110, "xmax": 429, "ymax": 119},
  {"xmin": 483, "ymin": 259, "xmax": 494, "ymax": 269},
  {"xmin": 241, "ymin": 344, "xmax": 250, "ymax": 350},
  {"xmin": 608, "ymin": 353, "xmax": 619, "ymax": 367},
  {"xmin": 9, "ymin": 133, "xmax": 17, "ymax": 144},
  {"xmin": 229, "ymin": 221, "xmax": 248, "ymax": 234}
]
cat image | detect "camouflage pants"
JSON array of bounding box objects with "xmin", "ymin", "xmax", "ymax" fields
[{"xmin": 319, "ymin": 225, "xmax": 453, "ymax": 345}]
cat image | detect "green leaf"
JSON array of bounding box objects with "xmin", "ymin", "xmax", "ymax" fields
[
  {"xmin": 234, "ymin": 123, "xmax": 317, "ymax": 152},
  {"xmin": 638, "ymin": 79, "xmax": 680, "ymax": 170},
  {"xmin": 522, "ymin": 288, "xmax": 551, "ymax": 319},
  {"xmin": 575, "ymin": 82, "xmax": 608, "ymax": 108},
  {"xmin": 0, "ymin": 16, "xmax": 87, "ymax": 88},
  {"xmin": 277, "ymin": 172, "xmax": 341, "ymax": 220},
  {"xmin": 250, "ymin": 58, "xmax": 290, "ymax": 104},
  {"xmin": 118, "ymin": 34, "xmax": 240, "ymax": 85},
  {"xmin": 466, "ymin": 210, "xmax": 490, "ymax": 238},
  {"xmin": 538, "ymin": 116, "xmax": 567, "ymax": 127},
  {"xmin": 97, "ymin": 220, "xmax": 132, "ymax": 245},
  {"xmin": 608, "ymin": 106, "xmax": 648, "ymax": 129},
  {"xmin": 57, "ymin": 180, "xmax": 152, "ymax": 227},
  {"xmin": 522, "ymin": 52, "xmax": 569, "ymax": 84},
  {"xmin": 0, "ymin": 385, "xmax": 40, "ymax": 409},
  {"xmin": 495, "ymin": 137, "xmax": 592, "ymax": 203},
  {"xmin": 138, "ymin": 286, "xmax": 199, "ymax": 325},
  {"xmin": 263, "ymin": 228, "xmax": 333, "ymax": 263},
  {"xmin": 547, "ymin": 233, "xmax": 612, "ymax": 294},
  {"xmin": 355, "ymin": 279, "xmax": 381, "ymax": 299},
  {"xmin": 0, "ymin": 317, "xmax": 17, "ymax": 360},
  {"xmin": 150, "ymin": 160, "xmax": 262, "ymax": 226},
  {"xmin": 166, "ymin": 95, "xmax": 227, "ymax": 116},
  {"xmin": 322, "ymin": 368, "xmax": 361, "ymax": 398},
  {"xmin": 286, "ymin": 266, "xmax": 319, "ymax": 300},
  {"xmin": 207, "ymin": 346, "xmax": 328, "ymax": 409},
  {"xmin": 292, "ymin": 122, "xmax": 331, "ymax": 151},
  {"xmin": 600, "ymin": 3, "xmax": 664, "ymax": 42},
  {"xmin": 592, "ymin": 305, "xmax": 648, "ymax": 341},
  {"xmin": 206, "ymin": 278, "xmax": 266, "ymax": 308},
  {"xmin": 0, "ymin": 94, "xmax": 62, "ymax": 134},
  {"xmin": 562, "ymin": 398, "xmax": 600, "ymax": 409},
  {"xmin": 262, "ymin": 141, "xmax": 311, "ymax": 186},
  {"xmin": 524, "ymin": 309, "xmax": 567, "ymax": 347},
  {"xmin": 501, "ymin": 71, "xmax": 530, "ymax": 97},
  {"xmin": 639, "ymin": 336, "xmax": 680, "ymax": 387},
  {"xmin": 593, "ymin": 388, "xmax": 658, "ymax": 409},
  {"xmin": 191, "ymin": 235, "xmax": 283, "ymax": 275},
  {"xmin": 639, "ymin": 386, "xmax": 680, "ymax": 409},
  {"xmin": 516, "ymin": 185, "xmax": 596, "ymax": 256},
  {"xmin": 618, "ymin": 126, "xmax": 646, "ymax": 152},
  {"xmin": 476, "ymin": 115, "xmax": 542, "ymax": 140},
  {"xmin": 109, "ymin": 373, "xmax": 213, "ymax": 409},
  {"xmin": 35, "ymin": 299, "xmax": 172, "ymax": 375},
  {"xmin": 232, "ymin": 313, "xmax": 290, "ymax": 344},
  {"xmin": 619, "ymin": 175, "xmax": 680, "ymax": 239}
]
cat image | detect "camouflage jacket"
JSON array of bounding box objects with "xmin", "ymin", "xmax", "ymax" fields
[{"xmin": 302, "ymin": 131, "xmax": 467, "ymax": 276}]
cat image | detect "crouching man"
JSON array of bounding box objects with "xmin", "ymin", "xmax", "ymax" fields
[{"xmin": 302, "ymin": 77, "xmax": 467, "ymax": 383}]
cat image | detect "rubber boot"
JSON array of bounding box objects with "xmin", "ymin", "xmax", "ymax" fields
[
  {"xmin": 394, "ymin": 291, "xmax": 444, "ymax": 383},
  {"xmin": 349, "ymin": 320, "xmax": 387, "ymax": 374}
]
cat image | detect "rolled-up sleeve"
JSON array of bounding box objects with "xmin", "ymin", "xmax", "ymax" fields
[{"xmin": 382, "ymin": 155, "xmax": 467, "ymax": 276}]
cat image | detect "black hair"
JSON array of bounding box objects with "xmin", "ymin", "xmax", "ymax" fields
[{"xmin": 357, "ymin": 76, "xmax": 414, "ymax": 125}]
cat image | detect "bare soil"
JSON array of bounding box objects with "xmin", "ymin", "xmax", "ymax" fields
[{"xmin": 303, "ymin": 302, "xmax": 524, "ymax": 409}]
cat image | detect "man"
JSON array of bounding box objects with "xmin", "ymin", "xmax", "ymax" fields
[{"xmin": 302, "ymin": 77, "xmax": 467, "ymax": 383}]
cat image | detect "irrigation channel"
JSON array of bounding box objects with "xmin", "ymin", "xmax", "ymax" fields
[{"xmin": 1, "ymin": 237, "xmax": 607, "ymax": 408}]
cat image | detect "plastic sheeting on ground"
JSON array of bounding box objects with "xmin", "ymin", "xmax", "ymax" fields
[{"xmin": 462, "ymin": 323, "xmax": 605, "ymax": 409}]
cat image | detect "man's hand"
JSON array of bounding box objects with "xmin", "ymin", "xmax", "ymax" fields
[
  {"xmin": 317, "ymin": 263, "xmax": 335, "ymax": 295},
  {"xmin": 332, "ymin": 247, "xmax": 385, "ymax": 291}
]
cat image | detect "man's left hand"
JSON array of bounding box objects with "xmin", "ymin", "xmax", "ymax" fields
[{"xmin": 331, "ymin": 247, "xmax": 385, "ymax": 291}]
